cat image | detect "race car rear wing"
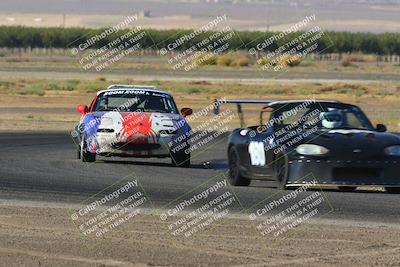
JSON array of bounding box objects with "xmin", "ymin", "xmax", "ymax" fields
[{"xmin": 213, "ymin": 99, "xmax": 274, "ymax": 127}]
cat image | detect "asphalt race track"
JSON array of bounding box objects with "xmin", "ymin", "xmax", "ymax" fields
[{"xmin": 0, "ymin": 132, "xmax": 399, "ymax": 225}]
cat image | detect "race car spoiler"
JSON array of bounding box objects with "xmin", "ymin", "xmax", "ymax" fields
[{"xmin": 213, "ymin": 99, "xmax": 274, "ymax": 127}]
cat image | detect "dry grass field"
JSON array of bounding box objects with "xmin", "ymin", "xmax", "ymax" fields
[{"xmin": 0, "ymin": 78, "xmax": 399, "ymax": 132}]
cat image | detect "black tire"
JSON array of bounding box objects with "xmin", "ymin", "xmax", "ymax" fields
[
  {"xmin": 274, "ymin": 154, "xmax": 289, "ymax": 190},
  {"xmin": 80, "ymin": 136, "xmax": 96, "ymax": 163},
  {"xmin": 338, "ymin": 186, "xmax": 357, "ymax": 192},
  {"xmin": 385, "ymin": 187, "xmax": 400, "ymax": 194},
  {"xmin": 77, "ymin": 148, "xmax": 81, "ymax": 159},
  {"xmin": 171, "ymin": 152, "xmax": 190, "ymax": 167},
  {"xmin": 228, "ymin": 147, "xmax": 251, "ymax": 186}
]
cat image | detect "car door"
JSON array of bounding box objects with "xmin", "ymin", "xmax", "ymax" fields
[
  {"xmin": 236, "ymin": 108, "xmax": 275, "ymax": 179},
  {"xmin": 245, "ymin": 125, "xmax": 276, "ymax": 179}
]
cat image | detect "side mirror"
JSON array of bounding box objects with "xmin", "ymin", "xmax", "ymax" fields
[
  {"xmin": 76, "ymin": 104, "xmax": 88, "ymax": 115},
  {"xmin": 376, "ymin": 124, "xmax": 387, "ymax": 132},
  {"xmin": 181, "ymin": 108, "xmax": 193, "ymax": 117}
]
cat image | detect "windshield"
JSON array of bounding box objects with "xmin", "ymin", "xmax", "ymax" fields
[
  {"xmin": 271, "ymin": 102, "xmax": 375, "ymax": 131},
  {"xmin": 92, "ymin": 90, "xmax": 179, "ymax": 114}
]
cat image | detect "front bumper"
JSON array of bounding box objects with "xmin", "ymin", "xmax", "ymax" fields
[
  {"xmin": 287, "ymin": 158, "xmax": 400, "ymax": 186},
  {"xmin": 91, "ymin": 133, "xmax": 177, "ymax": 157}
]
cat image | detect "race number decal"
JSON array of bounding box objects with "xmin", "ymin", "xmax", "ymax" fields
[{"xmin": 248, "ymin": 141, "xmax": 266, "ymax": 166}]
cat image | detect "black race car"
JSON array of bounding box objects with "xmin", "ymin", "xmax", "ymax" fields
[{"xmin": 219, "ymin": 99, "xmax": 400, "ymax": 193}]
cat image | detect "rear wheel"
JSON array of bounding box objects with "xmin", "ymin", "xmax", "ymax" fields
[
  {"xmin": 80, "ymin": 136, "xmax": 96, "ymax": 163},
  {"xmin": 385, "ymin": 187, "xmax": 400, "ymax": 194},
  {"xmin": 338, "ymin": 186, "xmax": 357, "ymax": 192},
  {"xmin": 274, "ymin": 154, "xmax": 289, "ymax": 190},
  {"xmin": 228, "ymin": 147, "xmax": 250, "ymax": 186}
]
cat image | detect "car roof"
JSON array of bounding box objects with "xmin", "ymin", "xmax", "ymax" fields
[{"xmin": 96, "ymin": 85, "xmax": 171, "ymax": 96}]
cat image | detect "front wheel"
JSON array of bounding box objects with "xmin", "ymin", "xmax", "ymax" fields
[
  {"xmin": 385, "ymin": 187, "xmax": 400, "ymax": 194},
  {"xmin": 228, "ymin": 147, "xmax": 250, "ymax": 186},
  {"xmin": 80, "ymin": 136, "xmax": 96, "ymax": 163}
]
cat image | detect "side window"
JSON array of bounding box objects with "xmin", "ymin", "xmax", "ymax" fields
[
  {"xmin": 280, "ymin": 109, "xmax": 308, "ymax": 125},
  {"xmin": 346, "ymin": 112, "xmax": 363, "ymax": 128}
]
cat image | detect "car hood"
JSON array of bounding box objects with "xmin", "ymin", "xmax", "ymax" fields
[{"xmin": 302, "ymin": 129, "xmax": 400, "ymax": 159}]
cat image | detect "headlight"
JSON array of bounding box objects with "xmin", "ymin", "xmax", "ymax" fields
[
  {"xmin": 384, "ymin": 145, "xmax": 400, "ymax": 156},
  {"xmin": 296, "ymin": 144, "xmax": 329, "ymax": 156}
]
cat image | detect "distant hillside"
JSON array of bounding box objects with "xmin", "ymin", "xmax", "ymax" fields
[{"xmin": 0, "ymin": 0, "xmax": 399, "ymax": 32}]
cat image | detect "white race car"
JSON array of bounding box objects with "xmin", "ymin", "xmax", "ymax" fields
[{"xmin": 73, "ymin": 85, "xmax": 193, "ymax": 167}]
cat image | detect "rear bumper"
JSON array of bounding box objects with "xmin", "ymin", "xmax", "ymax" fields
[{"xmin": 287, "ymin": 158, "xmax": 400, "ymax": 186}]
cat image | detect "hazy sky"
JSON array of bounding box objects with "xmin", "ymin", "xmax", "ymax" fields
[{"xmin": 0, "ymin": 0, "xmax": 399, "ymax": 32}]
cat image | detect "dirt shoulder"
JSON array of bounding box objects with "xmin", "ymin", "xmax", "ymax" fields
[{"xmin": 0, "ymin": 204, "xmax": 399, "ymax": 267}]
